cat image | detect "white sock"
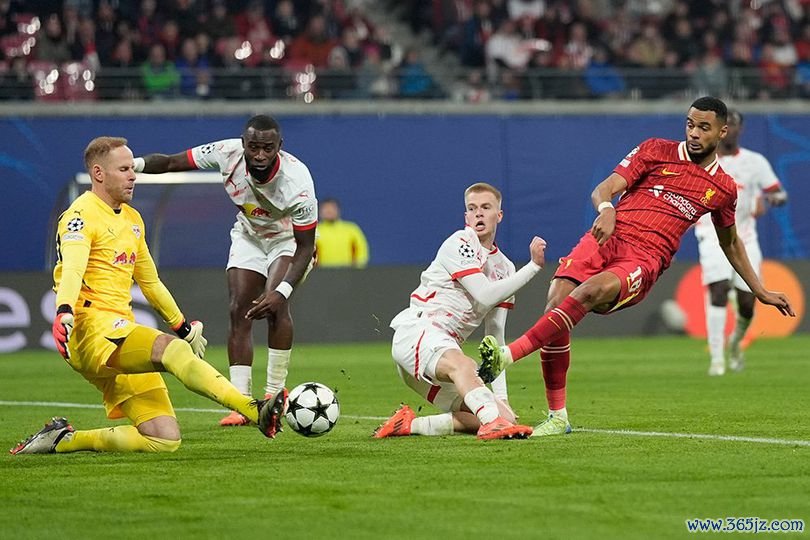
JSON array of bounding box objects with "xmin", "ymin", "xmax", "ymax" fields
[
  {"xmin": 265, "ymin": 348, "xmax": 291, "ymax": 397},
  {"xmin": 410, "ymin": 413, "xmax": 454, "ymax": 436},
  {"xmin": 490, "ymin": 371, "xmax": 508, "ymax": 402},
  {"xmin": 501, "ymin": 345, "xmax": 513, "ymax": 363},
  {"xmin": 463, "ymin": 386, "xmax": 500, "ymax": 425},
  {"xmin": 550, "ymin": 407, "xmax": 568, "ymax": 420},
  {"xmin": 706, "ymin": 304, "xmax": 727, "ymax": 364},
  {"xmin": 229, "ymin": 365, "xmax": 252, "ymax": 396},
  {"xmin": 729, "ymin": 315, "xmax": 752, "ymax": 351}
]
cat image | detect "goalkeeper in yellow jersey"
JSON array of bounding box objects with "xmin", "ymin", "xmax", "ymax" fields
[{"xmin": 10, "ymin": 137, "xmax": 285, "ymax": 455}]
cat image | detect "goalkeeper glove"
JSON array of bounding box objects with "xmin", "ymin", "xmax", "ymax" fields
[
  {"xmin": 53, "ymin": 304, "xmax": 75, "ymax": 360},
  {"xmin": 173, "ymin": 319, "xmax": 207, "ymax": 358}
]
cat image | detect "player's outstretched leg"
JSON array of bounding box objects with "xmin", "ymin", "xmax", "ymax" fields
[
  {"xmin": 373, "ymin": 404, "xmax": 417, "ymax": 438},
  {"xmin": 531, "ymin": 411, "xmax": 572, "ymax": 437},
  {"xmin": 9, "ymin": 417, "xmax": 74, "ymax": 454},
  {"xmin": 478, "ymin": 335, "xmax": 512, "ymax": 383}
]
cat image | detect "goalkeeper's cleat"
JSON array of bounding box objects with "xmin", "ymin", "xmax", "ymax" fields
[
  {"xmin": 264, "ymin": 388, "xmax": 289, "ymax": 433},
  {"xmin": 477, "ymin": 417, "xmax": 532, "ymax": 440},
  {"xmin": 219, "ymin": 411, "xmax": 251, "ymax": 427},
  {"xmin": 10, "ymin": 417, "xmax": 74, "ymax": 455},
  {"xmin": 530, "ymin": 412, "xmax": 572, "ymax": 437},
  {"xmin": 708, "ymin": 361, "xmax": 726, "ymax": 376},
  {"xmin": 373, "ymin": 404, "xmax": 416, "ymax": 438},
  {"xmin": 257, "ymin": 391, "xmax": 286, "ymax": 439},
  {"xmin": 478, "ymin": 335, "xmax": 510, "ymax": 383}
]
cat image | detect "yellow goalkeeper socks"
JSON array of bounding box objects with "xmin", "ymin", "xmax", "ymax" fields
[
  {"xmin": 161, "ymin": 339, "xmax": 258, "ymax": 423},
  {"xmin": 55, "ymin": 425, "xmax": 180, "ymax": 453}
]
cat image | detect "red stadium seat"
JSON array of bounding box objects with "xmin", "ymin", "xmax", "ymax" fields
[{"xmin": 1, "ymin": 33, "xmax": 36, "ymax": 59}]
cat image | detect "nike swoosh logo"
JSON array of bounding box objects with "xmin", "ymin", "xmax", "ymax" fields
[{"xmin": 661, "ymin": 168, "xmax": 680, "ymax": 176}]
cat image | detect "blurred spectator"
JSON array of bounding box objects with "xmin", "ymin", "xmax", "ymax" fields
[
  {"xmin": 272, "ymin": 0, "xmax": 300, "ymax": 43},
  {"xmin": 95, "ymin": 1, "xmax": 117, "ymax": 65},
  {"xmin": 202, "ymin": 0, "xmax": 235, "ymax": 42},
  {"xmin": 69, "ymin": 17, "xmax": 99, "ymax": 71},
  {"xmin": 486, "ymin": 18, "xmax": 532, "ymax": 80},
  {"xmin": 137, "ymin": 0, "xmax": 163, "ymax": 50},
  {"xmin": 496, "ymin": 68, "xmax": 524, "ymax": 99},
  {"xmin": 461, "ymin": 1, "xmax": 496, "ymax": 67},
  {"xmin": 508, "ymin": 0, "xmax": 544, "ymax": 21},
  {"xmin": 36, "ymin": 14, "xmax": 71, "ymax": 63},
  {"xmin": 318, "ymin": 45, "xmax": 356, "ymax": 99},
  {"xmin": 288, "ymin": 14, "xmax": 336, "ymax": 68},
  {"xmin": 97, "ymin": 38, "xmax": 142, "ymax": 100},
  {"xmin": 316, "ymin": 198, "xmax": 369, "ymax": 268},
  {"xmin": 0, "ymin": 56, "xmax": 33, "ymax": 100},
  {"xmin": 159, "ymin": 20, "xmax": 181, "ymax": 60},
  {"xmin": 175, "ymin": 37, "xmax": 210, "ymax": 98},
  {"xmin": 796, "ymin": 51, "xmax": 810, "ymax": 98},
  {"xmin": 758, "ymin": 43, "xmax": 792, "ymax": 98},
  {"xmin": 355, "ymin": 46, "xmax": 395, "ymax": 99},
  {"xmin": 339, "ymin": 27, "xmax": 365, "ymax": 67},
  {"xmin": 235, "ymin": 0, "xmax": 273, "ymax": 51},
  {"xmin": 398, "ymin": 47, "xmax": 439, "ymax": 98},
  {"xmin": 627, "ymin": 24, "xmax": 666, "ymax": 68},
  {"xmin": 141, "ymin": 43, "xmax": 179, "ymax": 99},
  {"xmin": 453, "ymin": 68, "xmax": 492, "ymax": 102},
  {"xmin": 0, "ymin": 0, "xmax": 18, "ymax": 37},
  {"xmin": 691, "ymin": 50, "xmax": 728, "ymax": 97},
  {"xmin": 584, "ymin": 47, "xmax": 625, "ymax": 98}
]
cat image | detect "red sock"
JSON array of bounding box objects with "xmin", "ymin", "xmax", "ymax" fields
[
  {"xmin": 540, "ymin": 334, "xmax": 570, "ymax": 411},
  {"xmin": 508, "ymin": 296, "xmax": 587, "ymax": 362}
]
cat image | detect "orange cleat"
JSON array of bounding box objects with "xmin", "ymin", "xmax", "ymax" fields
[
  {"xmin": 373, "ymin": 404, "xmax": 416, "ymax": 438},
  {"xmin": 476, "ymin": 417, "xmax": 533, "ymax": 440},
  {"xmin": 219, "ymin": 411, "xmax": 251, "ymax": 427}
]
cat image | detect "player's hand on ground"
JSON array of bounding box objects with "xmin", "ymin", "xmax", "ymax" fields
[
  {"xmin": 52, "ymin": 306, "xmax": 74, "ymax": 360},
  {"xmin": 529, "ymin": 236, "xmax": 547, "ymax": 268},
  {"xmin": 174, "ymin": 319, "xmax": 208, "ymax": 358},
  {"xmin": 591, "ymin": 207, "xmax": 616, "ymax": 245},
  {"xmin": 757, "ymin": 290, "xmax": 795, "ymax": 317},
  {"xmin": 246, "ymin": 291, "xmax": 286, "ymax": 320}
]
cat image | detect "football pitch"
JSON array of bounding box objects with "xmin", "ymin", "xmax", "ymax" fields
[{"xmin": 1, "ymin": 336, "xmax": 808, "ymax": 540}]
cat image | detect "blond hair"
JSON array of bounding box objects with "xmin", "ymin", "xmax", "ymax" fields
[
  {"xmin": 84, "ymin": 136, "xmax": 128, "ymax": 172},
  {"xmin": 464, "ymin": 182, "xmax": 502, "ymax": 205}
]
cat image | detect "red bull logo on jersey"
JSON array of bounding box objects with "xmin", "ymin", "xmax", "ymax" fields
[
  {"xmin": 113, "ymin": 251, "xmax": 136, "ymax": 265},
  {"xmin": 240, "ymin": 203, "xmax": 270, "ymax": 218}
]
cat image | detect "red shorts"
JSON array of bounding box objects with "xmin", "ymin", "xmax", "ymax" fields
[{"xmin": 554, "ymin": 233, "xmax": 663, "ymax": 313}]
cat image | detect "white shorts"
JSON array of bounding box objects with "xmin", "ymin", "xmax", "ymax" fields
[
  {"xmin": 391, "ymin": 323, "xmax": 464, "ymax": 412},
  {"xmin": 697, "ymin": 235, "xmax": 762, "ymax": 292},
  {"xmin": 227, "ymin": 223, "xmax": 296, "ymax": 278}
]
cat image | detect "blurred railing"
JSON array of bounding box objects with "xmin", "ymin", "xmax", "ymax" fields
[{"xmin": 1, "ymin": 64, "xmax": 808, "ymax": 102}]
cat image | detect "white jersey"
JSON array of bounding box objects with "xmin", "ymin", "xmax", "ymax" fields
[
  {"xmin": 390, "ymin": 226, "xmax": 516, "ymax": 343},
  {"xmin": 189, "ymin": 139, "xmax": 318, "ymax": 242},
  {"xmin": 695, "ymin": 147, "xmax": 780, "ymax": 244}
]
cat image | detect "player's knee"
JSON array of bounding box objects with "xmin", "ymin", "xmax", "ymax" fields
[{"xmin": 143, "ymin": 435, "xmax": 182, "ymax": 453}]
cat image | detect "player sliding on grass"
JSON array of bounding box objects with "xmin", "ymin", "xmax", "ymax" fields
[
  {"xmin": 11, "ymin": 137, "xmax": 284, "ymax": 455},
  {"xmin": 477, "ymin": 96, "xmax": 795, "ymax": 437},
  {"xmin": 374, "ymin": 182, "xmax": 545, "ymax": 440}
]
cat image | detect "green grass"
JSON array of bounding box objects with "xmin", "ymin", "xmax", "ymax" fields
[{"xmin": 1, "ymin": 336, "xmax": 809, "ymax": 540}]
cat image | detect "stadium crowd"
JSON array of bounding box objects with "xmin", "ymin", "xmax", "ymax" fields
[
  {"xmin": 402, "ymin": 0, "xmax": 810, "ymax": 100},
  {"xmin": 1, "ymin": 0, "xmax": 810, "ymax": 101}
]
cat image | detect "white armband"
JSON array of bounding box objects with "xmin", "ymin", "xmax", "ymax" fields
[
  {"xmin": 133, "ymin": 157, "xmax": 145, "ymax": 173},
  {"xmin": 275, "ymin": 281, "xmax": 293, "ymax": 299},
  {"xmin": 597, "ymin": 201, "xmax": 614, "ymax": 213}
]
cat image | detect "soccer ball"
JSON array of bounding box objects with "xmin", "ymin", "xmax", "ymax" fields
[{"xmin": 285, "ymin": 382, "xmax": 340, "ymax": 437}]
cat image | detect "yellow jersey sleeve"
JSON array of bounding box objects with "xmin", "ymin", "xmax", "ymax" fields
[
  {"xmin": 53, "ymin": 208, "xmax": 94, "ymax": 309},
  {"xmin": 349, "ymin": 222, "xmax": 369, "ymax": 268}
]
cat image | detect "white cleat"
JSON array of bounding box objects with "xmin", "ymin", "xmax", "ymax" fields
[
  {"xmin": 708, "ymin": 362, "xmax": 726, "ymax": 376},
  {"xmin": 9, "ymin": 417, "xmax": 74, "ymax": 455}
]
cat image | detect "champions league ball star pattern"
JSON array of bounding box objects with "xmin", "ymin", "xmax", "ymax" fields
[
  {"xmin": 66, "ymin": 218, "xmax": 85, "ymax": 232},
  {"xmin": 285, "ymin": 382, "xmax": 340, "ymax": 437}
]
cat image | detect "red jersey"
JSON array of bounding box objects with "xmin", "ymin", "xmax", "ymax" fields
[{"xmin": 612, "ymin": 138, "xmax": 737, "ymax": 267}]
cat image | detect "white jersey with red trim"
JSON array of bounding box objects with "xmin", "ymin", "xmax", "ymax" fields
[
  {"xmin": 188, "ymin": 138, "xmax": 317, "ymax": 242},
  {"xmin": 390, "ymin": 226, "xmax": 516, "ymax": 343},
  {"xmin": 695, "ymin": 147, "xmax": 780, "ymax": 244}
]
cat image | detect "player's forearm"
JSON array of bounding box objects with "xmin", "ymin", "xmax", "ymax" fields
[
  {"xmin": 460, "ymin": 261, "xmax": 541, "ymax": 308},
  {"xmin": 141, "ymin": 153, "xmax": 192, "ymax": 173},
  {"xmin": 721, "ymin": 240, "xmax": 766, "ymax": 297},
  {"xmin": 139, "ymin": 279, "xmax": 184, "ymax": 328},
  {"xmin": 282, "ymin": 243, "xmax": 315, "ymax": 289},
  {"xmin": 55, "ymin": 243, "xmax": 90, "ymax": 309}
]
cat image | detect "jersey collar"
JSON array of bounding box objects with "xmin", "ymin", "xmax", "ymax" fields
[{"xmin": 678, "ymin": 141, "xmax": 720, "ymax": 176}]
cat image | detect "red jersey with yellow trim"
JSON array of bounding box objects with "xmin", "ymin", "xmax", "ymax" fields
[
  {"xmin": 390, "ymin": 226, "xmax": 516, "ymax": 342},
  {"xmin": 613, "ymin": 138, "xmax": 737, "ymax": 267},
  {"xmin": 188, "ymin": 139, "xmax": 317, "ymax": 241}
]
